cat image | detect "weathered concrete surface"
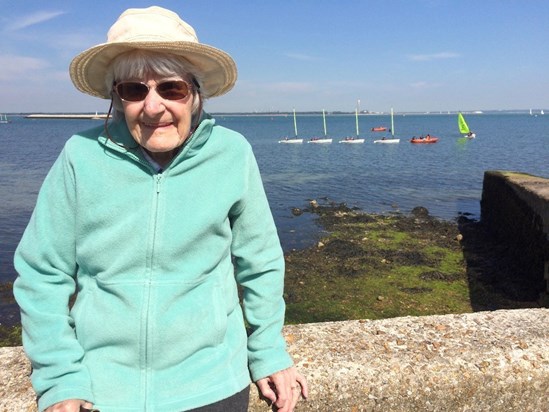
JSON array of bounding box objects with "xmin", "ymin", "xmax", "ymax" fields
[
  {"xmin": 0, "ymin": 345, "xmax": 35, "ymax": 412},
  {"xmin": 251, "ymin": 309, "xmax": 549, "ymax": 411},
  {"xmin": 3, "ymin": 309, "xmax": 549, "ymax": 411},
  {"xmin": 481, "ymin": 171, "xmax": 549, "ymax": 297}
]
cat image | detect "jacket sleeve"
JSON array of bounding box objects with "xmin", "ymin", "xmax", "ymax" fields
[
  {"xmin": 13, "ymin": 146, "xmax": 94, "ymax": 410},
  {"xmin": 229, "ymin": 147, "xmax": 294, "ymax": 382}
]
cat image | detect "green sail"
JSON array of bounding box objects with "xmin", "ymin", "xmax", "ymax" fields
[{"xmin": 458, "ymin": 112, "xmax": 470, "ymax": 134}]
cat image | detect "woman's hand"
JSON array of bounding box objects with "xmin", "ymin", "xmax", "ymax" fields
[
  {"xmin": 255, "ymin": 366, "xmax": 308, "ymax": 412},
  {"xmin": 44, "ymin": 399, "xmax": 95, "ymax": 412}
]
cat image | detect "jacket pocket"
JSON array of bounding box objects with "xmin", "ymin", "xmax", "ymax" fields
[{"xmin": 149, "ymin": 276, "xmax": 228, "ymax": 369}]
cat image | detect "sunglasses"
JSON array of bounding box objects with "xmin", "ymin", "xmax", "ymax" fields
[{"xmin": 113, "ymin": 80, "xmax": 193, "ymax": 102}]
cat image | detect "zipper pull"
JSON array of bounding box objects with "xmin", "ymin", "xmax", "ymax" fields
[{"xmin": 156, "ymin": 175, "xmax": 162, "ymax": 193}]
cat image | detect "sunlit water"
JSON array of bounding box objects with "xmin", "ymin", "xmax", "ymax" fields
[{"xmin": 1, "ymin": 113, "xmax": 548, "ymax": 289}]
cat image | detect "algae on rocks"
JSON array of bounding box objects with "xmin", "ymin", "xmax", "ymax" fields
[{"xmin": 283, "ymin": 200, "xmax": 541, "ymax": 325}]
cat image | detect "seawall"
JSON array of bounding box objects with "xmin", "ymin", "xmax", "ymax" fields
[
  {"xmin": 481, "ymin": 171, "xmax": 549, "ymax": 301},
  {"xmin": 2, "ymin": 309, "xmax": 549, "ymax": 411},
  {"xmin": 2, "ymin": 170, "xmax": 548, "ymax": 411}
]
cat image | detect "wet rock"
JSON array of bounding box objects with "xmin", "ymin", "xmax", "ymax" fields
[{"xmin": 411, "ymin": 206, "xmax": 429, "ymax": 218}]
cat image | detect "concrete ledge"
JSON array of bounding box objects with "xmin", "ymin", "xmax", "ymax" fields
[
  {"xmin": 253, "ymin": 309, "xmax": 549, "ymax": 411},
  {"xmin": 3, "ymin": 309, "xmax": 549, "ymax": 411}
]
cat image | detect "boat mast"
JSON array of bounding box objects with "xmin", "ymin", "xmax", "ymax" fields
[
  {"xmin": 355, "ymin": 108, "xmax": 360, "ymax": 137},
  {"xmin": 322, "ymin": 109, "xmax": 327, "ymax": 136},
  {"xmin": 390, "ymin": 108, "xmax": 395, "ymax": 138},
  {"xmin": 293, "ymin": 108, "xmax": 298, "ymax": 137}
]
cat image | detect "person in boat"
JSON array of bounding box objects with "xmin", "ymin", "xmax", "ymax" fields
[{"xmin": 13, "ymin": 6, "xmax": 307, "ymax": 412}]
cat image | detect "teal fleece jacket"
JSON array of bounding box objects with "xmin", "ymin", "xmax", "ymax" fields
[{"xmin": 13, "ymin": 114, "xmax": 293, "ymax": 411}]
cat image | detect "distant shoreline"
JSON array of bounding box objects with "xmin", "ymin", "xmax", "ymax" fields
[
  {"xmin": 25, "ymin": 114, "xmax": 107, "ymax": 120},
  {"xmin": 22, "ymin": 111, "xmax": 482, "ymax": 119},
  {"xmin": 5, "ymin": 110, "xmax": 543, "ymax": 119}
]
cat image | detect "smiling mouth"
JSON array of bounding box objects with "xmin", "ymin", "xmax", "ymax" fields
[{"xmin": 143, "ymin": 121, "xmax": 173, "ymax": 128}]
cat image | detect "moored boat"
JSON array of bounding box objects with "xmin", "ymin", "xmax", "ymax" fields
[
  {"xmin": 279, "ymin": 137, "xmax": 303, "ymax": 144},
  {"xmin": 374, "ymin": 108, "xmax": 400, "ymax": 144},
  {"xmin": 308, "ymin": 137, "xmax": 332, "ymax": 144},
  {"xmin": 278, "ymin": 109, "xmax": 303, "ymax": 143},
  {"xmin": 309, "ymin": 109, "xmax": 332, "ymax": 144},
  {"xmin": 374, "ymin": 138, "xmax": 400, "ymax": 144},
  {"xmin": 339, "ymin": 106, "xmax": 365, "ymax": 144},
  {"xmin": 339, "ymin": 137, "xmax": 364, "ymax": 144}
]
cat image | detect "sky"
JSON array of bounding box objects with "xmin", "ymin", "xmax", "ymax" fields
[{"xmin": 1, "ymin": 0, "xmax": 548, "ymax": 114}]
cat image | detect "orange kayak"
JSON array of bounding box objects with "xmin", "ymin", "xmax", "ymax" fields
[
  {"xmin": 410, "ymin": 136, "xmax": 439, "ymax": 144},
  {"xmin": 371, "ymin": 127, "xmax": 387, "ymax": 132}
]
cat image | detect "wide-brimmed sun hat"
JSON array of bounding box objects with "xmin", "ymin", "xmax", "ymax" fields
[{"xmin": 70, "ymin": 6, "xmax": 237, "ymax": 99}]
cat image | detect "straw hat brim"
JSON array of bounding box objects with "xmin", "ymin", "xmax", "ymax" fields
[{"xmin": 70, "ymin": 41, "xmax": 237, "ymax": 99}]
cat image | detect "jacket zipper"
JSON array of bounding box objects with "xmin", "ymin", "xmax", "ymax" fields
[{"xmin": 142, "ymin": 173, "xmax": 163, "ymax": 410}]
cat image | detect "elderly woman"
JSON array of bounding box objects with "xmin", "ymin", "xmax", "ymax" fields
[{"xmin": 14, "ymin": 6, "xmax": 307, "ymax": 412}]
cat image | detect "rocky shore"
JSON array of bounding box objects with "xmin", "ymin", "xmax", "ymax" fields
[{"xmin": 282, "ymin": 200, "xmax": 541, "ymax": 325}]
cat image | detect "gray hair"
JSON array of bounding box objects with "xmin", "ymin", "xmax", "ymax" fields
[{"xmin": 106, "ymin": 50, "xmax": 204, "ymax": 121}]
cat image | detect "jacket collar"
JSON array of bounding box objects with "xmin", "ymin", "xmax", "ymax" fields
[{"xmin": 98, "ymin": 111, "xmax": 215, "ymax": 170}]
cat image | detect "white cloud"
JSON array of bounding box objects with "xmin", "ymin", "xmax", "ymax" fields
[
  {"xmin": 0, "ymin": 55, "xmax": 50, "ymax": 80},
  {"xmin": 284, "ymin": 53, "xmax": 320, "ymax": 62},
  {"xmin": 5, "ymin": 11, "xmax": 66, "ymax": 31},
  {"xmin": 407, "ymin": 52, "xmax": 461, "ymax": 61}
]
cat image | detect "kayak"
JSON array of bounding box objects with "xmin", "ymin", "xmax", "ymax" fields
[{"xmin": 371, "ymin": 127, "xmax": 387, "ymax": 132}]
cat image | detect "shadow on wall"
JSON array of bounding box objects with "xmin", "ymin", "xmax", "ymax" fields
[{"xmin": 458, "ymin": 216, "xmax": 545, "ymax": 311}]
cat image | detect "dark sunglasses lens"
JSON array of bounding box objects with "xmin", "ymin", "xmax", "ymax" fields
[
  {"xmin": 157, "ymin": 81, "xmax": 190, "ymax": 100},
  {"xmin": 116, "ymin": 83, "xmax": 149, "ymax": 101}
]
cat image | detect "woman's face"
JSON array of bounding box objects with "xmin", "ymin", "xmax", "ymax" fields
[{"xmin": 120, "ymin": 74, "xmax": 195, "ymax": 166}]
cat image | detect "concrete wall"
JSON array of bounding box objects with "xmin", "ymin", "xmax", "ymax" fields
[
  {"xmin": 3, "ymin": 171, "xmax": 549, "ymax": 411},
  {"xmin": 481, "ymin": 171, "xmax": 549, "ymax": 299},
  {"xmin": 2, "ymin": 309, "xmax": 549, "ymax": 411}
]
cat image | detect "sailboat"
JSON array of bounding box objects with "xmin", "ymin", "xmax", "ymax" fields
[
  {"xmin": 278, "ymin": 109, "xmax": 303, "ymax": 143},
  {"xmin": 458, "ymin": 112, "xmax": 475, "ymax": 138},
  {"xmin": 0, "ymin": 114, "xmax": 9, "ymax": 124},
  {"xmin": 308, "ymin": 109, "xmax": 332, "ymax": 143},
  {"xmin": 339, "ymin": 108, "xmax": 364, "ymax": 143},
  {"xmin": 374, "ymin": 108, "xmax": 400, "ymax": 143}
]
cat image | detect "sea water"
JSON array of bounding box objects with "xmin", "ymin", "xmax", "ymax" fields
[{"xmin": 1, "ymin": 113, "xmax": 548, "ymax": 288}]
